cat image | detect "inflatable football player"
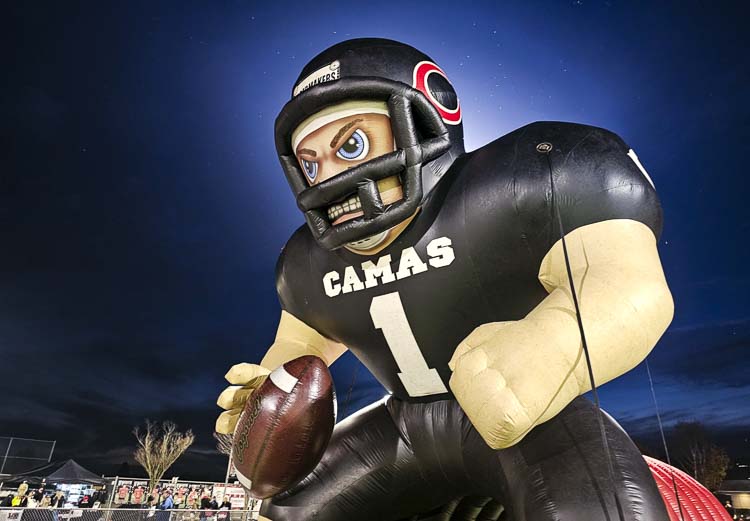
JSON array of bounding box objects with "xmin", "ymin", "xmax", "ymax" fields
[{"xmin": 216, "ymin": 39, "xmax": 675, "ymax": 520}]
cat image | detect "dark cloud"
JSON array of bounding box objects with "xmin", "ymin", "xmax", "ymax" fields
[
  {"xmin": 648, "ymin": 319, "xmax": 750, "ymax": 388},
  {"xmin": 589, "ymin": 319, "xmax": 750, "ymax": 450},
  {"xmin": 0, "ymin": 331, "xmax": 382, "ymax": 479}
]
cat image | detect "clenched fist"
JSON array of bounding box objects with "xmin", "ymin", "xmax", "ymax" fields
[
  {"xmin": 215, "ymin": 363, "xmax": 271, "ymax": 434},
  {"xmin": 448, "ymin": 320, "xmax": 582, "ymax": 450}
]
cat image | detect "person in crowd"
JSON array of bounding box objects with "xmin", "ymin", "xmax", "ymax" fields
[
  {"xmin": 186, "ymin": 488, "xmax": 197, "ymax": 509},
  {"xmin": 176, "ymin": 486, "xmax": 187, "ymax": 507},
  {"xmin": 33, "ymin": 487, "xmax": 45, "ymax": 502},
  {"xmin": 1, "ymin": 494, "xmax": 14, "ymax": 507},
  {"xmin": 40, "ymin": 494, "xmax": 51, "ymax": 508},
  {"xmin": 216, "ymin": 498, "xmax": 231, "ymax": 521},
  {"xmin": 209, "ymin": 497, "xmax": 218, "ymax": 510},
  {"xmin": 51, "ymin": 491, "xmax": 66, "ymax": 508},
  {"xmin": 198, "ymin": 495, "xmax": 212, "ymax": 521},
  {"xmin": 160, "ymin": 491, "xmax": 174, "ymax": 510},
  {"xmin": 156, "ymin": 490, "xmax": 174, "ymax": 521},
  {"xmin": 17, "ymin": 481, "xmax": 29, "ymax": 498},
  {"xmin": 11, "ymin": 495, "xmax": 21, "ymax": 507},
  {"xmin": 77, "ymin": 495, "xmax": 92, "ymax": 508},
  {"xmin": 26, "ymin": 492, "xmax": 37, "ymax": 508},
  {"xmin": 189, "ymin": 490, "xmax": 200, "ymax": 510}
]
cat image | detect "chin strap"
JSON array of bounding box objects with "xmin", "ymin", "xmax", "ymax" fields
[{"xmin": 542, "ymin": 144, "xmax": 626, "ymax": 521}]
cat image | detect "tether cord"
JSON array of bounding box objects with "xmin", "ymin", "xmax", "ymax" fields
[
  {"xmin": 646, "ymin": 359, "xmax": 686, "ymax": 521},
  {"xmin": 340, "ymin": 360, "xmax": 360, "ymax": 419},
  {"xmin": 545, "ymin": 152, "xmax": 625, "ymax": 521}
]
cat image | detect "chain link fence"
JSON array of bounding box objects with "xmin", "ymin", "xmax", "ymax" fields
[{"xmin": 0, "ymin": 509, "xmax": 261, "ymax": 521}]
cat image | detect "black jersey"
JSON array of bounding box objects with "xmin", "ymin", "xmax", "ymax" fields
[{"xmin": 275, "ymin": 121, "xmax": 662, "ymax": 402}]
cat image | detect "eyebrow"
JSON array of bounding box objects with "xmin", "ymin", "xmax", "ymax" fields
[
  {"xmin": 297, "ymin": 148, "xmax": 317, "ymax": 157},
  {"xmin": 330, "ymin": 118, "xmax": 363, "ymax": 149}
]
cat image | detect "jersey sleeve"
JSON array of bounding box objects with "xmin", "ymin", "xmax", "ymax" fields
[
  {"xmin": 275, "ymin": 244, "xmax": 292, "ymax": 312},
  {"xmin": 274, "ymin": 226, "xmax": 307, "ymax": 314},
  {"xmin": 274, "ymin": 224, "xmax": 320, "ymax": 323},
  {"xmin": 549, "ymin": 124, "xmax": 663, "ymax": 241}
]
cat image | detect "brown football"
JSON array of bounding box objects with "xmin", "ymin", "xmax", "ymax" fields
[{"xmin": 232, "ymin": 355, "xmax": 336, "ymax": 499}]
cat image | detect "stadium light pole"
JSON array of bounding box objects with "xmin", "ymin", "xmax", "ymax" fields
[{"xmin": 224, "ymin": 445, "xmax": 232, "ymax": 488}]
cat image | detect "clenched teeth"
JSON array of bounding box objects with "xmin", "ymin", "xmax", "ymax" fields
[
  {"xmin": 327, "ymin": 194, "xmax": 362, "ymax": 221},
  {"xmin": 326, "ymin": 176, "xmax": 401, "ymax": 222}
]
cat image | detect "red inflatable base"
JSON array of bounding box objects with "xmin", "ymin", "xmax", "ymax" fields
[{"xmin": 645, "ymin": 456, "xmax": 731, "ymax": 521}]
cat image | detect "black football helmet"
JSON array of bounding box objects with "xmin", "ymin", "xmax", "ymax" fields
[{"xmin": 275, "ymin": 38, "xmax": 465, "ymax": 251}]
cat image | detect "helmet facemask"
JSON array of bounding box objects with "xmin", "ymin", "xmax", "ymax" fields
[{"xmin": 275, "ymin": 78, "xmax": 452, "ymax": 251}]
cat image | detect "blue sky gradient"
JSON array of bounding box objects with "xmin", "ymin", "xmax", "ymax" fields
[{"xmin": 2, "ymin": 0, "xmax": 747, "ymax": 478}]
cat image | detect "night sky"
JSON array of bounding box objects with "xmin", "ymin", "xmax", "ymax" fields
[{"xmin": 2, "ymin": 1, "xmax": 748, "ymax": 480}]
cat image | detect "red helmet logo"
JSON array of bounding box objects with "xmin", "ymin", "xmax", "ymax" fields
[{"xmin": 412, "ymin": 61, "xmax": 462, "ymax": 125}]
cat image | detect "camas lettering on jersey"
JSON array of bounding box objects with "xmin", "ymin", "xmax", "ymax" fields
[{"xmin": 323, "ymin": 236, "xmax": 455, "ymax": 298}]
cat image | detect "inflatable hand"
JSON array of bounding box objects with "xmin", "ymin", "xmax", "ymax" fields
[
  {"xmin": 215, "ymin": 363, "xmax": 271, "ymax": 434},
  {"xmin": 448, "ymin": 320, "xmax": 581, "ymax": 450}
]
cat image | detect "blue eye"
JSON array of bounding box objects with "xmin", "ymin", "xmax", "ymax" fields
[
  {"xmin": 301, "ymin": 159, "xmax": 318, "ymax": 182},
  {"xmin": 336, "ymin": 129, "xmax": 369, "ymax": 161}
]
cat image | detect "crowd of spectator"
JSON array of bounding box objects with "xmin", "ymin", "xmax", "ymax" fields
[
  {"xmin": 0, "ymin": 489, "xmax": 79, "ymax": 508},
  {"xmin": 133, "ymin": 485, "xmax": 234, "ymax": 513},
  {"xmin": 1, "ymin": 481, "xmax": 239, "ymax": 514},
  {"xmin": 0, "ymin": 481, "xmax": 103, "ymax": 509}
]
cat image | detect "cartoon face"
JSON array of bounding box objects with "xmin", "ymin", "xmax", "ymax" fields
[{"xmin": 294, "ymin": 112, "xmax": 402, "ymax": 226}]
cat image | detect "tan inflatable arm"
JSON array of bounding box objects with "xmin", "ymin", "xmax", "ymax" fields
[
  {"xmin": 260, "ymin": 310, "xmax": 348, "ymax": 370},
  {"xmin": 449, "ymin": 219, "xmax": 674, "ymax": 449}
]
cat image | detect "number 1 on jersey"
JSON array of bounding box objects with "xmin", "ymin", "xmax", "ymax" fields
[{"xmin": 370, "ymin": 292, "xmax": 448, "ymax": 397}]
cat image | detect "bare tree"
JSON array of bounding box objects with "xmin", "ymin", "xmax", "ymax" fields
[
  {"xmin": 670, "ymin": 421, "xmax": 730, "ymax": 491},
  {"xmin": 213, "ymin": 432, "xmax": 233, "ymax": 456},
  {"xmin": 213, "ymin": 431, "xmax": 236, "ymax": 483},
  {"xmin": 133, "ymin": 420, "xmax": 195, "ymax": 491}
]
